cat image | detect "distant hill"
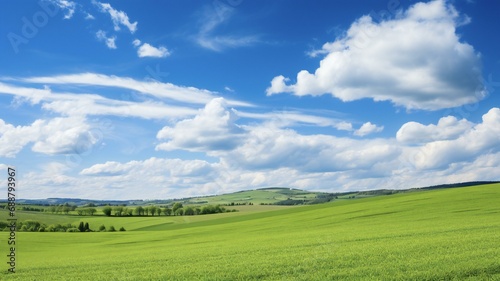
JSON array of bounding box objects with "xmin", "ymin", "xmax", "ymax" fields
[{"xmin": 3, "ymin": 181, "xmax": 498, "ymax": 207}]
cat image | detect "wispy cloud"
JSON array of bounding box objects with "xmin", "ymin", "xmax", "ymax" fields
[
  {"xmin": 195, "ymin": 5, "xmax": 259, "ymax": 51},
  {"xmin": 96, "ymin": 30, "xmax": 117, "ymax": 49},
  {"xmin": 0, "ymin": 81, "xmax": 198, "ymax": 120},
  {"xmin": 94, "ymin": 1, "xmax": 138, "ymax": 33},
  {"xmin": 49, "ymin": 0, "xmax": 76, "ymax": 19}
]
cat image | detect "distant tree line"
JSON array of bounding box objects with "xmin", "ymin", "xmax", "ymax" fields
[
  {"xmin": 76, "ymin": 208, "xmax": 97, "ymax": 215},
  {"xmin": 102, "ymin": 203, "xmax": 237, "ymax": 217},
  {"xmin": 46, "ymin": 203, "xmax": 77, "ymax": 214},
  {"xmin": 20, "ymin": 206, "xmax": 45, "ymax": 212},
  {"xmin": 224, "ymin": 202, "xmax": 253, "ymax": 206},
  {"xmin": 0, "ymin": 220, "xmax": 126, "ymax": 232}
]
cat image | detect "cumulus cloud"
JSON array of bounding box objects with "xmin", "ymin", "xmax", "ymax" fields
[
  {"xmin": 224, "ymin": 124, "xmax": 398, "ymax": 172},
  {"xmin": 96, "ymin": 30, "xmax": 117, "ymax": 49},
  {"xmin": 397, "ymin": 115, "xmax": 473, "ymax": 144},
  {"xmin": 156, "ymin": 98, "xmax": 245, "ymax": 152},
  {"xmin": 405, "ymin": 108, "xmax": 500, "ymax": 170},
  {"xmin": 155, "ymin": 98, "xmax": 398, "ymax": 173},
  {"xmin": 267, "ymin": 0, "xmax": 485, "ymax": 110},
  {"xmin": 0, "ymin": 116, "xmax": 97, "ymax": 157},
  {"xmin": 135, "ymin": 42, "xmax": 170, "ymax": 58},
  {"xmin": 354, "ymin": 122, "xmax": 384, "ymax": 137},
  {"xmin": 10, "ymin": 106, "xmax": 500, "ymax": 199},
  {"xmin": 95, "ymin": 1, "xmax": 137, "ymax": 33}
]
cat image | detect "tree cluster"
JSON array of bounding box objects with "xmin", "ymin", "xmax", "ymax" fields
[
  {"xmin": 76, "ymin": 208, "xmax": 97, "ymax": 216},
  {"xmin": 101, "ymin": 203, "xmax": 236, "ymax": 217},
  {"xmin": 20, "ymin": 206, "xmax": 45, "ymax": 212},
  {"xmin": 46, "ymin": 203, "xmax": 77, "ymax": 214},
  {"xmin": 225, "ymin": 202, "xmax": 253, "ymax": 206},
  {"xmin": 97, "ymin": 225, "xmax": 126, "ymax": 232}
]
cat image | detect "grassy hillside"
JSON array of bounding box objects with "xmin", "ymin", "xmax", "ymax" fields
[
  {"xmin": 190, "ymin": 187, "xmax": 324, "ymax": 205},
  {"xmin": 2, "ymin": 183, "xmax": 499, "ymax": 280}
]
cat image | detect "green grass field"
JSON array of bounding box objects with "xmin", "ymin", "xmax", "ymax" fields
[{"xmin": 2, "ymin": 184, "xmax": 500, "ymax": 280}]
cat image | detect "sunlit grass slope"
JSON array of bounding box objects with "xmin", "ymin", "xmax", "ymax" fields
[{"xmin": 3, "ymin": 184, "xmax": 500, "ymax": 280}]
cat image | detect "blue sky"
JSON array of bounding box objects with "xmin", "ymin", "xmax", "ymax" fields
[{"xmin": 1, "ymin": 0, "xmax": 499, "ymax": 199}]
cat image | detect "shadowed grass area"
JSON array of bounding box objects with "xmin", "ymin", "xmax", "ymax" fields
[{"xmin": 2, "ymin": 184, "xmax": 499, "ymax": 280}]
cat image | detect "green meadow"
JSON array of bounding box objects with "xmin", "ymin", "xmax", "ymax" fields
[{"xmin": 2, "ymin": 184, "xmax": 500, "ymax": 280}]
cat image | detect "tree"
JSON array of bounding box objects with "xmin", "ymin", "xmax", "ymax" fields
[
  {"xmin": 119, "ymin": 227, "xmax": 126, "ymax": 231},
  {"xmin": 84, "ymin": 222, "xmax": 90, "ymax": 232},
  {"xmin": 62, "ymin": 205, "xmax": 71, "ymax": 214},
  {"xmin": 99, "ymin": 225, "xmax": 106, "ymax": 232},
  {"xmin": 114, "ymin": 206, "xmax": 124, "ymax": 216},
  {"xmin": 184, "ymin": 206, "xmax": 194, "ymax": 216},
  {"xmin": 163, "ymin": 207, "xmax": 172, "ymax": 216},
  {"xmin": 172, "ymin": 202, "xmax": 183, "ymax": 214},
  {"xmin": 108, "ymin": 226, "xmax": 116, "ymax": 232},
  {"xmin": 78, "ymin": 222, "xmax": 85, "ymax": 232},
  {"xmin": 102, "ymin": 206, "xmax": 112, "ymax": 216},
  {"xmin": 149, "ymin": 206, "xmax": 157, "ymax": 216},
  {"xmin": 156, "ymin": 208, "xmax": 162, "ymax": 216},
  {"xmin": 88, "ymin": 208, "xmax": 97, "ymax": 216},
  {"xmin": 175, "ymin": 208, "xmax": 184, "ymax": 216},
  {"xmin": 134, "ymin": 206, "xmax": 143, "ymax": 216}
]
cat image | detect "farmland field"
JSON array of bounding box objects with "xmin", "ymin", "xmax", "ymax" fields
[{"xmin": 2, "ymin": 183, "xmax": 500, "ymax": 280}]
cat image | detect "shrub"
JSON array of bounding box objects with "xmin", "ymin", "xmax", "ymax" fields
[
  {"xmin": 99, "ymin": 225, "xmax": 106, "ymax": 232},
  {"xmin": 119, "ymin": 227, "xmax": 126, "ymax": 231},
  {"xmin": 108, "ymin": 226, "xmax": 116, "ymax": 232}
]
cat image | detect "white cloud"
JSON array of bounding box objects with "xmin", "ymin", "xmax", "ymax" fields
[
  {"xmin": 132, "ymin": 39, "xmax": 141, "ymax": 47},
  {"xmin": 156, "ymin": 98, "xmax": 244, "ymax": 152},
  {"xmin": 19, "ymin": 73, "xmax": 251, "ymax": 106},
  {"xmin": 49, "ymin": 0, "xmax": 76, "ymax": 19},
  {"xmin": 397, "ymin": 116, "xmax": 473, "ymax": 144},
  {"xmin": 10, "ymin": 107, "xmax": 500, "ymax": 199},
  {"xmin": 237, "ymin": 110, "xmax": 353, "ymax": 131},
  {"xmin": 354, "ymin": 122, "xmax": 384, "ymax": 137},
  {"xmin": 224, "ymin": 124, "xmax": 398, "ymax": 173},
  {"xmin": 95, "ymin": 1, "xmax": 137, "ymax": 33},
  {"xmin": 195, "ymin": 5, "xmax": 259, "ymax": 51},
  {"xmin": 85, "ymin": 13, "xmax": 95, "ymax": 20},
  {"xmin": 31, "ymin": 117, "xmax": 98, "ymax": 155},
  {"xmin": 156, "ymin": 98, "xmax": 398, "ymax": 173},
  {"xmin": 0, "ymin": 119, "xmax": 35, "ymax": 157},
  {"xmin": 267, "ymin": 0, "xmax": 485, "ymax": 110},
  {"xmin": 0, "ymin": 116, "xmax": 97, "ymax": 157},
  {"xmin": 405, "ymin": 108, "xmax": 500, "ymax": 170},
  {"xmin": 96, "ymin": 30, "xmax": 117, "ymax": 49},
  {"xmin": 136, "ymin": 43, "xmax": 170, "ymax": 58},
  {"xmin": 0, "ymin": 81, "xmax": 199, "ymax": 119}
]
